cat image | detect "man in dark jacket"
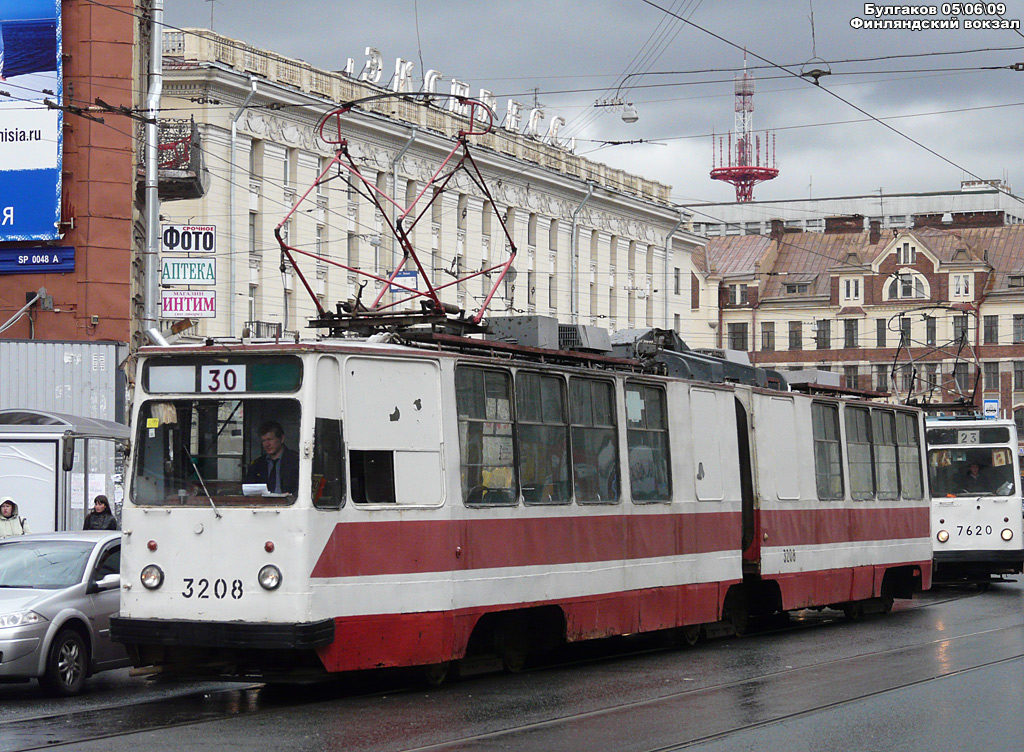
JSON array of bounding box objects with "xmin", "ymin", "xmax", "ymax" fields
[{"xmin": 244, "ymin": 421, "xmax": 299, "ymax": 495}]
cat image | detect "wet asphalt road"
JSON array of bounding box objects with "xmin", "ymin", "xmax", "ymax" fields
[{"xmin": 2, "ymin": 579, "xmax": 1022, "ymax": 752}]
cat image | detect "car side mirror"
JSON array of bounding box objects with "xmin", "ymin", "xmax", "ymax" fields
[{"xmin": 87, "ymin": 573, "xmax": 120, "ymax": 594}]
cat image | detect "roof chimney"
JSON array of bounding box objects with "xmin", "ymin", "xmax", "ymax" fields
[
  {"xmin": 770, "ymin": 219, "xmax": 784, "ymax": 242},
  {"xmin": 869, "ymin": 220, "xmax": 881, "ymax": 245},
  {"xmin": 824, "ymin": 215, "xmax": 864, "ymax": 234}
]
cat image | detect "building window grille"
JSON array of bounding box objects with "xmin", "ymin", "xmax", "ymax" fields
[
  {"xmin": 983, "ymin": 362, "xmax": 999, "ymax": 390},
  {"xmin": 761, "ymin": 322, "xmax": 775, "ymax": 352},
  {"xmin": 953, "ymin": 315, "xmax": 969, "ymax": 344},
  {"xmin": 789, "ymin": 321, "xmax": 802, "ymax": 350},
  {"xmin": 815, "ymin": 320, "xmax": 831, "ymax": 350},
  {"xmin": 843, "ymin": 365, "xmax": 859, "ymax": 389},
  {"xmin": 728, "ymin": 322, "xmax": 749, "ymax": 351},
  {"xmin": 984, "ymin": 315, "xmax": 999, "ymax": 344}
]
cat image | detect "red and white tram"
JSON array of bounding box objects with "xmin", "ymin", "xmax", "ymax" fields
[{"xmin": 111, "ymin": 325, "xmax": 931, "ymax": 679}]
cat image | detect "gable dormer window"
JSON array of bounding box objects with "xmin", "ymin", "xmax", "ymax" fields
[{"xmin": 897, "ymin": 242, "xmax": 916, "ymax": 265}]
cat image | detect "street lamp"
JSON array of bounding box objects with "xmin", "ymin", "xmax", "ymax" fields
[
  {"xmin": 594, "ymin": 97, "xmax": 639, "ymax": 123},
  {"xmin": 594, "ymin": 71, "xmax": 647, "ymax": 123}
]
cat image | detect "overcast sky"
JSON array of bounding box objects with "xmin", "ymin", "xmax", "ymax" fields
[{"xmin": 163, "ymin": 0, "xmax": 1024, "ymax": 206}]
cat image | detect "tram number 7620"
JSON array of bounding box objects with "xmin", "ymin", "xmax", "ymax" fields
[
  {"xmin": 182, "ymin": 577, "xmax": 244, "ymax": 599},
  {"xmin": 956, "ymin": 525, "xmax": 993, "ymax": 537}
]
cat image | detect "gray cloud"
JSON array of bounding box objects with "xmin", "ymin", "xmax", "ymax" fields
[{"xmin": 165, "ymin": 0, "xmax": 1024, "ymax": 202}]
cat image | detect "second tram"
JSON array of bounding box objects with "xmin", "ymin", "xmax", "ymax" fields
[{"xmin": 926, "ymin": 415, "xmax": 1024, "ymax": 580}]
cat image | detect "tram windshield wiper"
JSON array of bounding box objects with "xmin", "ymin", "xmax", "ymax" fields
[{"xmin": 182, "ymin": 445, "xmax": 222, "ymax": 519}]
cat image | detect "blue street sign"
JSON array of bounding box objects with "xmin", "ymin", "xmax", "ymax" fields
[{"xmin": 0, "ymin": 246, "xmax": 74, "ymax": 274}]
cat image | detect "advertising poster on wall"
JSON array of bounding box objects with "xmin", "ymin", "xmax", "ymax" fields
[{"xmin": 0, "ymin": 0, "xmax": 61, "ymax": 241}]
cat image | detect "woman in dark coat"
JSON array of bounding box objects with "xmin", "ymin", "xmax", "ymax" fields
[{"xmin": 83, "ymin": 495, "xmax": 118, "ymax": 530}]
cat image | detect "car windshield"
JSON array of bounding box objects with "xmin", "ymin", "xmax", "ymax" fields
[{"xmin": 0, "ymin": 541, "xmax": 94, "ymax": 589}]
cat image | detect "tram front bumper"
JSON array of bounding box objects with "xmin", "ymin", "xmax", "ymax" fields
[{"xmin": 110, "ymin": 616, "xmax": 335, "ymax": 650}]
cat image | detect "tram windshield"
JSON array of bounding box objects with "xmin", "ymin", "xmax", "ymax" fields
[
  {"xmin": 928, "ymin": 446, "xmax": 1017, "ymax": 498},
  {"xmin": 131, "ymin": 398, "xmax": 301, "ymax": 506}
]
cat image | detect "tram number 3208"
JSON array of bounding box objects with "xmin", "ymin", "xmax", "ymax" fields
[
  {"xmin": 182, "ymin": 578, "xmax": 244, "ymax": 599},
  {"xmin": 957, "ymin": 525, "xmax": 993, "ymax": 536}
]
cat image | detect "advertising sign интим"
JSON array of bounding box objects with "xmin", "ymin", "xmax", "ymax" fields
[{"xmin": 0, "ymin": 0, "xmax": 61, "ymax": 241}]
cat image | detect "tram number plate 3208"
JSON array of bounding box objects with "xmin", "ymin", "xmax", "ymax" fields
[
  {"xmin": 956, "ymin": 525, "xmax": 993, "ymax": 537},
  {"xmin": 182, "ymin": 577, "xmax": 244, "ymax": 600}
]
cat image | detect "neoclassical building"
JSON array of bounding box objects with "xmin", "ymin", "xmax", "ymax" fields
[{"xmin": 153, "ymin": 30, "xmax": 710, "ymax": 343}]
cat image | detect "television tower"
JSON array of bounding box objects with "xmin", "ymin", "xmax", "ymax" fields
[{"xmin": 710, "ymin": 60, "xmax": 778, "ymax": 202}]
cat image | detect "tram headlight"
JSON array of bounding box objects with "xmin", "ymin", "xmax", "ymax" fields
[
  {"xmin": 140, "ymin": 564, "xmax": 164, "ymax": 590},
  {"xmin": 1001, "ymin": 528, "xmax": 1014, "ymax": 541},
  {"xmin": 258, "ymin": 565, "xmax": 282, "ymax": 591},
  {"xmin": 936, "ymin": 529, "xmax": 949, "ymax": 543}
]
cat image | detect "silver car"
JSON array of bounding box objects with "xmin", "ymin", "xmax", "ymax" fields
[{"xmin": 0, "ymin": 531, "xmax": 127, "ymax": 695}]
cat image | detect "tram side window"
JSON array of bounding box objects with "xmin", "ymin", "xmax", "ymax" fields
[
  {"xmin": 846, "ymin": 406, "xmax": 875, "ymax": 500},
  {"xmin": 570, "ymin": 377, "xmax": 620, "ymax": 504},
  {"xmin": 895, "ymin": 412, "xmax": 923, "ymax": 500},
  {"xmin": 516, "ymin": 372, "xmax": 571, "ymax": 505},
  {"xmin": 811, "ymin": 402, "xmax": 843, "ymax": 500},
  {"xmin": 625, "ymin": 383, "xmax": 671, "ymax": 502},
  {"xmin": 872, "ymin": 410, "xmax": 900, "ymax": 500},
  {"xmin": 312, "ymin": 418, "xmax": 345, "ymax": 508},
  {"xmin": 349, "ymin": 451, "xmax": 396, "ymax": 503},
  {"xmin": 456, "ymin": 367, "xmax": 517, "ymax": 506}
]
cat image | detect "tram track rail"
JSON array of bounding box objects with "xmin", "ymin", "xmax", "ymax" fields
[
  {"xmin": 400, "ymin": 622, "xmax": 1024, "ymax": 752},
  {"xmin": 0, "ymin": 585, "xmax": 1008, "ymax": 752}
]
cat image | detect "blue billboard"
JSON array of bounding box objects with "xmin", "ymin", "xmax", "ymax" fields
[{"xmin": 0, "ymin": 0, "xmax": 61, "ymax": 241}]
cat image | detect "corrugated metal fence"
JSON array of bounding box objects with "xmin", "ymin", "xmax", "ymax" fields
[{"xmin": 0, "ymin": 340, "xmax": 129, "ymax": 421}]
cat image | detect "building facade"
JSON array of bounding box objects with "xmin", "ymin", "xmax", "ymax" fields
[
  {"xmin": 706, "ymin": 213, "xmax": 1024, "ymax": 428},
  {"xmin": 155, "ymin": 30, "xmax": 708, "ymax": 344}
]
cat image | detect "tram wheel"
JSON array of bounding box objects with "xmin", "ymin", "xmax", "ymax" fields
[
  {"xmin": 681, "ymin": 625, "xmax": 701, "ymax": 646},
  {"xmin": 497, "ymin": 621, "xmax": 529, "ymax": 673},
  {"xmin": 421, "ymin": 661, "xmax": 451, "ymax": 687},
  {"xmin": 878, "ymin": 595, "xmax": 894, "ymax": 614},
  {"xmin": 842, "ymin": 602, "xmax": 865, "ymax": 621},
  {"xmin": 723, "ymin": 588, "xmax": 750, "ymax": 637}
]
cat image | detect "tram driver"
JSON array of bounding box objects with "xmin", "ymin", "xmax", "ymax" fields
[
  {"xmin": 245, "ymin": 421, "xmax": 299, "ymax": 496},
  {"xmin": 961, "ymin": 462, "xmax": 988, "ymax": 494}
]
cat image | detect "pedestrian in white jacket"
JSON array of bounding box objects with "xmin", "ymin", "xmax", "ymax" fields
[{"xmin": 0, "ymin": 497, "xmax": 30, "ymax": 538}]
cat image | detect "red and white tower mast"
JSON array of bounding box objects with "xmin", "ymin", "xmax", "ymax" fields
[{"xmin": 710, "ymin": 59, "xmax": 778, "ymax": 202}]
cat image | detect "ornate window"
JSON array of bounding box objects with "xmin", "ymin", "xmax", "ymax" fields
[{"xmin": 886, "ymin": 272, "xmax": 927, "ymax": 300}]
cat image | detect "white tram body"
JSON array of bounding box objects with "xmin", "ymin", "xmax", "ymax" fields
[
  {"xmin": 112, "ymin": 333, "xmax": 931, "ymax": 678},
  {"xmin": 925, "ymin": 416, "xmax": 1024, "ymax": 579}
]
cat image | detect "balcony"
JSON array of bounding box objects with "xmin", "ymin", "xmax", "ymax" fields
[
  {"xmin": 244, "ymin": 320, "xmax": 282, "ymax": 339},
  {"xmin": 137, "ymin": 117, "xmax": 208, "ymax": 201}
]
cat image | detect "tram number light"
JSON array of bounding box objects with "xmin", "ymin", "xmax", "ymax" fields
[{"xmin": 201, "ymin": 365, "xmax": 246, "ymax": 393}]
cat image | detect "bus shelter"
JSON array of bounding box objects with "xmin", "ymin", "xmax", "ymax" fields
[{"xmin": 0, "ymin": 409, "xmax": 129, "ymax": 531}]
